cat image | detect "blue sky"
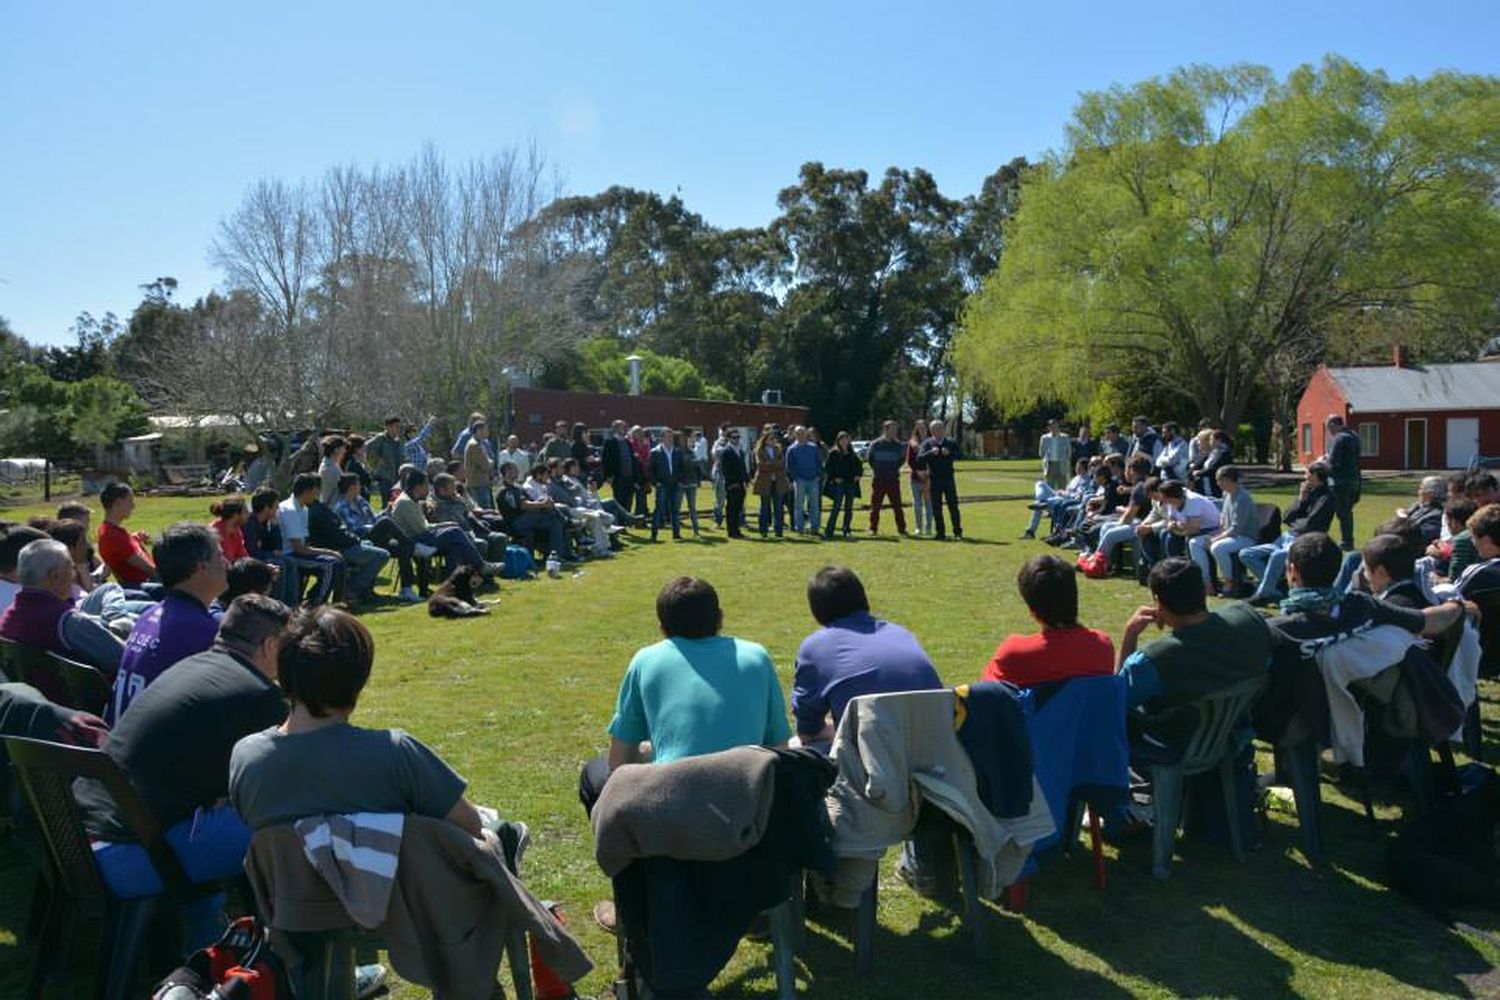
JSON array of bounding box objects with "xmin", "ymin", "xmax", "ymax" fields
[{"xmin": 2, "ymin": 0, "xmax": 1496, "ymax": 346}]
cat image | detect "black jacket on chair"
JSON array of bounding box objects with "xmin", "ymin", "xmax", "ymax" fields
[{"xmin": 611, "ymin": 749, "xmax": 836, "ymax": 997}]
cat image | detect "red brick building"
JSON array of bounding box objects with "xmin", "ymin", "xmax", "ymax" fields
[
  {"xmin": 1296, "ymin": 349, "xmax": 1500, "ymax": 470},
  {"xmin": 509, "ymin": 387, "xmax": 809, "ymax": 442}
]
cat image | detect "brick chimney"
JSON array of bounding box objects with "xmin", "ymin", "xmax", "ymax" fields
[{"xmin": 1393, "ymin": 343, "xmax": 1411, "ymax": 368}]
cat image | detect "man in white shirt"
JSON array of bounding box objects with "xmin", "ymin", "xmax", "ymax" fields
[
  {"xmin": 496, "ymin": 435, "xmax": 532, "ymax": 482},
  {"xmin": 1154, "ymin": 422, "xmax": 1189, "ymax": 482},
  {"xmin": 276, "ymin": 474, "xmax": 344, "ymax": 605},
  {"xmin": 1038, "ymin": 420, "xmax": 1073, "ymax": 490},
  {"xmin": 1158, "ymin": 479, "xmax": 1222, "ymax": 582}
]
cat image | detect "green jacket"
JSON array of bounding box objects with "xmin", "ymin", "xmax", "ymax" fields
[{"xmin": 369, "ymin": 432, "xmax": 404, "ymax": 482}]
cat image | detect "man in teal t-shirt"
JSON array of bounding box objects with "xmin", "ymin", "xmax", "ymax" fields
[
  {"xmin": 584, "ymin": 575, "xmax": 791, "ymax": 932},
  {"xmin": 605, "ymin": 577, "xmax": 790, "ymax": 766}
]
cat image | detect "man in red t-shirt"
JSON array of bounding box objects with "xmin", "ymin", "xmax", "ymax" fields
[
  {"xmin": 982, "ymin": 554, "xmax": 1115, "ymax": 687},
  {"xmin": 97, "ymin": 482, "xmax": 156, "ymax": 587}
]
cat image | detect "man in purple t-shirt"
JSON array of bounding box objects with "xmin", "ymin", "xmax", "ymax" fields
[
  {"xmin": 109, "ymin": 523, "xmax": 227, "ymax": 723},
  {"xmin": 791, "ymin": 566, "xmax": 943, "ymax": 749}
]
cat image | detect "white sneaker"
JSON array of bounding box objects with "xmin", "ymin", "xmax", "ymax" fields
[
  {"xmin": 397, "ymin": 586, "xmax": 421, "ymax": 603},
  {"xmin": 354, "ymin": 963, "xmax": 388, "ymax": 999}
]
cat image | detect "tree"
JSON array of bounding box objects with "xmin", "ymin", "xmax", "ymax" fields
[
  {"xmin": 955, "ymin": 58, "xmax": 1500, "ymax": 448},
  {"xmin": 770, "ymin": 163, "xmax": 974, "ymax": 434},
  {"xmin": 0, "ymin": 364, "xmax": 148, "ymax": 498},
  {"xmin": 540, "ymin": 338, "xmax": 730, "ymax": 399}
]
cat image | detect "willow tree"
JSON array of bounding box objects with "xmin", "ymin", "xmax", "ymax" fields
[{"xmin": 954, "ymin": 57, "xmax": 1500, "ymax": 435}]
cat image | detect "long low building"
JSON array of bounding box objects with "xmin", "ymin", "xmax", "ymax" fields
[
  {"xmin": 509, "ymin": 387, "xmax": 810, "ymax": 441},
  {"xmin": 1297, "ymin": 347, "xmax": 1500, "ymax": 470}
]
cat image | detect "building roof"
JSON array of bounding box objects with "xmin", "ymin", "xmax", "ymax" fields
[{"xmin": 1326, "ymin": 362, "xmax": 1500, "ymax": 414}]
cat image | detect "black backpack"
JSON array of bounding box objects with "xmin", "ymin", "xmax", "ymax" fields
[
  {"xmin": 152, "ymin": 916, "xmax": 290, "ymax": 1000},
  {"xmin": 1387, "ymin": 764, "xmax": 1500, "ymax": 922}
]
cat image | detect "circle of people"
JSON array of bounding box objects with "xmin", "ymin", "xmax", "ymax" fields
[{"xmin": 2, "ymin": 407, "xmax": 1500, "ymax": 995}]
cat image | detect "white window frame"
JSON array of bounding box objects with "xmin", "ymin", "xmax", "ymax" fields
[
  {"xmin": 1300, "ymin": 423, "xmax": 1312, "ymax": 457},
  {"xmin": 1357, "ymin": 422, "xmax": 1379, "ymax": 457}
]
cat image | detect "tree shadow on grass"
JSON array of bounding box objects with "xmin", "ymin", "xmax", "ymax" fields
[
  {"xmin": 713, "ymin": 893, "xmax": 1136, "ymax": 999},
  {"xmin": 1226, "ymin": 798, "xmax": 1497, "ymax": 996},
  {"xmin": 1021, "ymin": 799, "xmax": 1494, "ymax": 998}
]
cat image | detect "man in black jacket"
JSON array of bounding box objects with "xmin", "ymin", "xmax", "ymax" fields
[
  {"xmin": 307, "ymin": 496, "xmax": 389, "ymax": 605},
  {"xmin": 718, "ymin": 430, "xmax": 750, "ymax": 539},
  {"xmin": 601, "ymin": 420, "xmax": 638, "ymax": 514},
  {"xmin": 918, "ymin": 420, "xmax": 963, "ymax": 540},
  {"xmin": 1325, "ymin": 415, "xmax": 1363, "ymax": 551},
  {"xmin": 1241, "ymin": 462, "xmax": 1337, "ymax": 605},
  {"xmin": 648, "ymin": 429, "xmax": 692, "ymax": 541}
]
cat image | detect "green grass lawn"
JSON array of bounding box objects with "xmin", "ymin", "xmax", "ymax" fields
[{"xmin": 3, "ymin": 461, "xmax": 1498, "ymax": 998}]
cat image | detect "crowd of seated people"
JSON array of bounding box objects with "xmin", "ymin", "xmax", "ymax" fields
[
  {"xmin": 8, "ymin": 407, "xmax": 1500, "ymax": 990},
  {"xmin": 4, "ymin": 454, "xmax": 1499, "ymax": 992}
]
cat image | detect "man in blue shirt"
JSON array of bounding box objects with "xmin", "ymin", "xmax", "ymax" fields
[
  {"xmin": 785, "ymin": 427, "xmax": 823, "ymax": 535},
  {"xmin": 791, "ymin": 566, "xmax": 942, "ymax": 750}
]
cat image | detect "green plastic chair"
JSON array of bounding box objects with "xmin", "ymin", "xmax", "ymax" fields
[
  {"xmin": 1149, "ymin": 674, "xmax": 1268, "ymax": 880},
  {"xmin": 46, "ymin": 652, "xmax": 113, "ymax": 716}
]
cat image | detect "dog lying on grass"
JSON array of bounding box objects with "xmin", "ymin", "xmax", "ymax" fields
[{"xmin": 427, "ymin": 566, "xmax": 494, "ymax": 618}]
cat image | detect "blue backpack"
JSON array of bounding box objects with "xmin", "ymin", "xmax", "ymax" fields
[{"xmin": 500, "ymin": 544, "xmax": 536, "ymax": 579}]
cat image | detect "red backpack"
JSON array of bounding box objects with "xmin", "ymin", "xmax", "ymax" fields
[{"xmin": 1077, "ymin": 550, "xmax": 1110, "ymax": 580}]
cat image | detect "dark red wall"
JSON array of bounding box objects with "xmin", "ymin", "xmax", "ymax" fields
[{"xmin": 511, "ymin": 387, "xmax": 810, "ymax": 440}]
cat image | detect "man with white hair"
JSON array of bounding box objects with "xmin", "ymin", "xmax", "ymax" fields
[
  {"xmin": 1398, "ymin": 476, "xmax": 1447, "ymax": 544},
  {"xmin": 918, "ymin": 419, "xmax": 964, "ymax": 540},
  {"xmin": 0, "ymin": 539, "xmax": 126, "ymax": 687}
]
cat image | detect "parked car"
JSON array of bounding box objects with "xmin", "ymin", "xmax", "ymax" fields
[{"xmin": 852, "ymin": 440, "xmax": 872, "ymax": 461}]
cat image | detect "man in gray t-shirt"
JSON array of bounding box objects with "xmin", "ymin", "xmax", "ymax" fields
[{"xmin": 230, "ymin": 723, "xmax": 466, "ymax": 830}]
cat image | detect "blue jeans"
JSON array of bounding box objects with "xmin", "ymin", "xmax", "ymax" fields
[
  {"xmin": 792, "ymin": 478, "xmax": 821, "ymax": 534},
  {"xmin": 681, "ymin": 485, "xmax": 700, "ymax": 533},
  {"xmin": 417, "ymin": 524, "xmax": 486, "ymax": 570},
  {"xmin": 510, "ymin": 511, "xmax": 572, "ymax": 560},
  {"xmin": 93, "ymin": 803, "xmax": 250, "ymax": 949},
  {"xmin": 654, "ymin": 482, "xmax": 682, "ymax": 537},
  {"xmin": 1242, "ymin": 533, "xmax": 1293, "ymax": 600},
  {"xmin": 758, "ymin": 492, "xmax": 784, "ymax": 536},
  {"xmin": 1334, "ymin": 549, "xmax": 1364, "ymax": 594},
  {"xmin": 283, "ymin": 553, "xmax": 342, "ymax": 605},
  {"xmin": 470, "ymin": 484, "xmax": 494, "ymax": 510},
  {"xmin": 1096, "ymin": 521, "xmax": 1136, "ymax": 563},
  {"xmin": 340, "ymin": 541, "xmax": 390, "ymax": 597}
]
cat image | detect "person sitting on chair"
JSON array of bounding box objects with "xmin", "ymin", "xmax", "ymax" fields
[
  {"xmin": 109, "ymin": 524, "xmax": 228, "ymax": 723},
  {"xmin": 0, "ymin": 538, "xmax": 125, "ymax": 688},
  {"xmin": 77, "ymin": 595, "xmax": 292, "ymax": 949},
  {"xmin": 579, "ymin": 577, "xmax": 790, "ymax": 931},
  {"xmin": 791, "ymin": 566, "xmax": 941, "ymax": 751},
  {"xmin": 1116, "ymin": 558, "xmax": 1273, "ymax": 760},
  {"xmin": 982, "ymin": 554, "xmax": 1114, "ymax": 688}
]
